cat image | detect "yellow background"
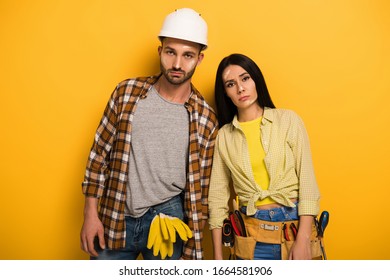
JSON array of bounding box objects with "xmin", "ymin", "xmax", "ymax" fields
[{"xmin": 1, "ymin": 0, "xmax": 389, "ymax": 260}]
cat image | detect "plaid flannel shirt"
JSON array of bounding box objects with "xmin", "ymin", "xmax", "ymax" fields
[{"xmin": 82, "ymin": 75, "xmax": 218, "ymax": 259}]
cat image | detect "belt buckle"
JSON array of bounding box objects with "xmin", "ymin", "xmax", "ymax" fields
[{"xmin": 261, "ymin": 224, "xmax": 279, "ymax": 231}]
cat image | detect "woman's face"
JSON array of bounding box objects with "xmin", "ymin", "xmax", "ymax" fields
[{"xmin": 222, "ymin": 64, "xmax": 258, "ymax": 111}]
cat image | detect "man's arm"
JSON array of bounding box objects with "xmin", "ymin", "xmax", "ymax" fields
[{"xmin": 80, "ymin": 87, "xmax": 120, "ymax": 256}]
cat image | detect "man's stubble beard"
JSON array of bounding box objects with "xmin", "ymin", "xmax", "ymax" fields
[{"xmin": 160, "ymin": 63, "xmax": 197, "ymax": 85}]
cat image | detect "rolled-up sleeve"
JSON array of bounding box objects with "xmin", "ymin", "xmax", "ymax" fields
[
  {"xmin": 208, "ymin": 133, "xmax": 232, "ymax": 229},
  {"xmin": 289, "ymin": 113, "xmax": 320, "ymax": 216},
  {"xmin": 82, "ymin": 89, "xmax": 118, "ymax": 197}
]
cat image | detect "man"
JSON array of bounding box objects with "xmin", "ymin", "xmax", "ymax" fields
[{"xmin": 80, "ymin": 8, "xmax": 218, "ymax": 260}]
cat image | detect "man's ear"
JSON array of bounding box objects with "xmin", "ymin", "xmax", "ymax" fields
[
  {"xmin": 197, "ymin": 53, "xmax": 204, "ymax": 66},
  {"xmin": 158, "ymin": 45, "xmax": 162, "ymax": 56}
]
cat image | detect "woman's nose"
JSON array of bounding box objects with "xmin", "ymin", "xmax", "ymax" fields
[{"xmin": 238, "ymin": 83, "xmax": 244, "ymax": 94}]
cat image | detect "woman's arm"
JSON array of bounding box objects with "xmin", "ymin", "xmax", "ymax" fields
[
  {"xmin": 289, "ymin": 215, "xmax": 314, "ymax": 260},
  {"xmin": 211, "ymin": 228, "xmax": 224, "ymax": 260}
]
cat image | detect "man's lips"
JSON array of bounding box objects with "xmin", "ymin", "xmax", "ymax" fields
[
  {"xmin": 239, "ymin": 96, "xmax": 249, "ymax": 101},
  {"xmin": 169, "ymin": 70, "xmax": 184, "ymax": 77}
]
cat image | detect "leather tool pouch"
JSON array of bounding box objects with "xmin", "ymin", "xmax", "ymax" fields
[{"xmin": 234, "ymin": 215, "xmax": 323, "ymax": 260}]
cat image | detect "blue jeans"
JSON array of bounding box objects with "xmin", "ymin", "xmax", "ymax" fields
[
  {"xmin": 240, "ymin": 203, "xmax": 298, "ymax": 260},
  {"xmin": 92, "ymin": 195, "xmax": 184, "ymax": 260}
]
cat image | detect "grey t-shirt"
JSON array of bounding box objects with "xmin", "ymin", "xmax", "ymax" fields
[{"xmin": 125, "ymin": 86, "xmax": 189, "ymax": 217}]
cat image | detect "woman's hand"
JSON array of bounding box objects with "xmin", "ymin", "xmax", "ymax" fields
[
  {"xmin": 289, "ymin": 215, "xmax": 314, "ymax": 260},
  {"xmin": 289, "ymin": 238, "xmax": 312, "ymax": 260}
]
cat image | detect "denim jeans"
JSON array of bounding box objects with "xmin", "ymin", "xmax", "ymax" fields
[
  {"xmin": 240, "ymin": 203, "xmax": 298, "ymax": 260},
  {"xmin": 92, "ymin": 195, "xmax": 184, "ymax": 260}
]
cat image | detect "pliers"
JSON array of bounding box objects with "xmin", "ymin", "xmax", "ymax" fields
[
  {"xmin": 283, "ymin": 224, "xmax": 290, "ymax": 241},
  {"xmin": 290, "ymin": 223, "xmax": 298, "ymax": 239},
  {"xmin": 283, "ymin": 223, "xmax": 298, "ymax": 241}
]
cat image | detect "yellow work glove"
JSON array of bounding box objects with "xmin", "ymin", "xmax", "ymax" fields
[
  {"xmin": 159, "ymin": 238, "xmax": 173, "ymax": 259},
  {"xmin": 146, "ymin": 214, "xmax": 174, "ymax": 259},
  {"xmin": 146, "ymin": 214, "xmax": 163, "ymax": 256},
  {"xmin": 147, "ymin": 213, "xmax": 193, "ymax": 259},
  {"xmin": 159, "ymin": 213, "xmax": 193, "ymax": 242}
]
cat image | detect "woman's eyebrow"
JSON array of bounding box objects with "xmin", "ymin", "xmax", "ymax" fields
[
  {"xmin": 224, "ymin": 72, "xmax": 249, "ymax": 84},
  {"xmin": 239, "ymin": 72, "xmax": 249, "ymax": 77}
]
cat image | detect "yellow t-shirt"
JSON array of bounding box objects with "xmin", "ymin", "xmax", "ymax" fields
[{"xmin": 239, "ymin": 117, "xmax": 276, "ymax": 206}]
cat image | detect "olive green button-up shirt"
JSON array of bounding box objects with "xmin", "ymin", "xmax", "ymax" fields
[{"xmin": 208, "ymin": 108, "xmax": 320, "ymax": 229}]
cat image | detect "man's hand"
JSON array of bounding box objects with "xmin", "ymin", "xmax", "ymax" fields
[{"xmin": 80, "ymin": 197, "xmax": 105, "ymax": 257}]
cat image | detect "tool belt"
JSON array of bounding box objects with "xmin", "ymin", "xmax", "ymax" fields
[{"xmin": 233, "ymin": 215, "xmax": 324, "ymax": 260}]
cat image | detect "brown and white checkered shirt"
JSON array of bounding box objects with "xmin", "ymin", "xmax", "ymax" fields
[{"xmin": 82, "ymin": 75, "xmax": 218, "ymax": 259}]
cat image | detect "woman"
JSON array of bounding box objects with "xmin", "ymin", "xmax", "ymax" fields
[{"xmin": 208, "ymin": 53, "xmax": 320, "ymax": 260}]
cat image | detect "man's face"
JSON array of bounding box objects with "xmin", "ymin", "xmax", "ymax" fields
[{"xmin": 158, "ymin": 37, "xmax": 204, "ymax": 85}]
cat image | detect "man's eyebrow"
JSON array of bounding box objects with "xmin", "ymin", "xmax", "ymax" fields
[
  {"xmin": 183, "ymin": 50, "xmax": 197, "ymax": 55},
  {"xmin": 163, "ymin": 46, "xmax": 175, "ymax": 51},
  {"xmin": 163, "ymin": 45, "xmax": 198, "ymax": 54}
]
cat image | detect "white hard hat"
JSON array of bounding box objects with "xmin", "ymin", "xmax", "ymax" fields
[{"xmin": 158, "ymin": 8, "xmax": 208, "ymax": 49}]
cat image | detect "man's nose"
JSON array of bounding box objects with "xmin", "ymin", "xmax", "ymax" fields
[{"xmin": 172, "ymin": 56, "xmax": 182, "ymax": 69}]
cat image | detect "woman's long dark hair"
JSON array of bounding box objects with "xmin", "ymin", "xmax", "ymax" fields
[{"xmin": 214, "ymin": 53, "xmax": 276, "ymax": 127}]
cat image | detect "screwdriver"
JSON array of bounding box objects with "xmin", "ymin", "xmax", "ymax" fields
[
  {"xmin": 318, "ymin": 211, "xmax": 329, "ymax": 259},
  {"xmin": 318, "ymin": 211, "xmax": 329, "ymax": 238}
]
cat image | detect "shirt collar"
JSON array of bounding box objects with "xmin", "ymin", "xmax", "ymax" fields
[
  {"xmin": 232, "ymin": 107, "xmax": 274, "ymax": 129},
  {"xmin": 142, "ymin": 73, "xmax": 199, "ymax": 108},
  {"xmin": 184, "ymin": 84, "xmax": 202, "ymax": 109},
  {"xmin": 140, "ymin": 74, "xmax": 162, "ymax": 98},
  {"xmin": 262, "ymin": 107, "xmax": 274, "ymax": 123}
]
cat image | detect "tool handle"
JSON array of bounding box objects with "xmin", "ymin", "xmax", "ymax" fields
[
  {"xmin": 318, "ymin": 211, "xmax": 329, "ymax": 237},
  {"xmin": 234, "ymin": 210, "xmax": 247, "ymax": 237}
]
